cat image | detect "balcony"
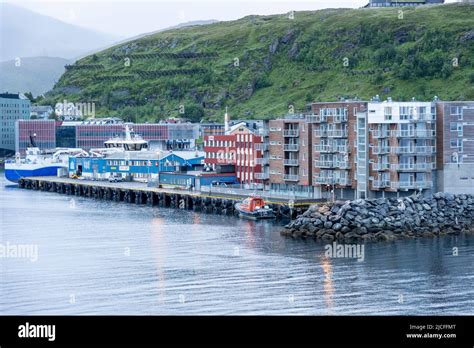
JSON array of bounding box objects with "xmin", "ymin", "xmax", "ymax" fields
[
  {"xmin": 306, "ymin": 114, "xmax": 326, "ymax": 123},
  {"xmin": 283, "ymin": 144, "xmax": 299, "ymax": 151},
  {"xmin": 334, "ymin": 161, "xmax": 351, "ymax": 169},
  {"xmin": 336, "ymin": 177, "xmax": 352, "ymax": 186},
  {"xmin": 313, "ymin": 175, "xmax": 335, "ymax": 184},
  {"xmin": 408, "ymin": 114, "xmax": 435, "ymax": 122},
  {"xmin": 371, "ymin": 129, "xmax": 391, "ymax": 138},
  {"xmin": 313, "ymin": 175, "xmax": 351, "ymax": 186},
  {"xmin": 391, "ymin": 163, "xmax": 435, "ymax": 171},
  {"xmin": 254, "ymin": 143, "xmax": 269, "ymax": 152},
  {"xmin": 284, "ymin": 174, "xmax": 299, "ymax": 181},
  {"xmin": 283, "ymin": 129, "xmax": 299, "ymax": 137},
  {"xmin": 284, "ymin": 159, "xmax": 299, "ymax": 166},
  {"xmin": 372, "ymin": 180, "xmax": 391, "ymax": 189},
  {"xmin": 333, "ymin": 115, "xmax": 348, "ymax": 123},
  {"xmin": 314, "ymin": 144, "xmax": 350, "ymax": 153},
  {"xmin": 390, "ymin": 181, "xmax": 432, "ymax": 190},
  {"xmin": 255, "ymin": 172, "xmax": 270, "ymax": 180},
  {"xmin": 393, "ymin": 146, "xmax": 435, "ymax": 155},
  {"xmin": 372, "ymin": 162, "xmax": 390, "ymax": 171},
  {"xmin": 372, "ymin": 146, "xmax": 391, "ymax": 154},
  {"xmin": 313, "ymin": 129, "xmax": 328, "ymax": 137},
  {"xmin": 256, "ymin": 157, "xmax": 269, "ymax": 166},
  {"xmin": 327, "ymin": 130, "xmax": 348, "ymax": 137},
  {"xmin": 315, "ymin": 160, "xmax": 334, "ymax": 168},
  {"xmin": 392, "ymin": 130, "xmax": 436, "ymax": 138}
]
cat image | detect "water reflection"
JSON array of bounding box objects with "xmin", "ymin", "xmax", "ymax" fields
[{"xmin": 320, "ymin": 257, "xmax": 334, "ymax": 310}]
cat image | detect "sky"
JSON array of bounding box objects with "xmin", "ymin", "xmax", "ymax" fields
[{"xmin": 2, "ymin": 0, "xmax": 458, "ymax": 38}]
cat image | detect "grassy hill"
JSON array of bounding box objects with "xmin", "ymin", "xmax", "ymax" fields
[{"xmin": 43, "ymin": 3, "xmax": 474, "ymax": 122}]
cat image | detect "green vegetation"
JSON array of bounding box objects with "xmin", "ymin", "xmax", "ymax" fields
[{"xmin": 43, "ymin": 3, "xmax": 474, "ymax": 122}]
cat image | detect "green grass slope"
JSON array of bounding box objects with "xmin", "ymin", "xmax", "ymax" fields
[{"xmin": 44, "ymin": 3, "xmax": 474, "ymax": 122}]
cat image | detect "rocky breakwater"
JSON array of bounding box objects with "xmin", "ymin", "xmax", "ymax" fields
[{"xmin": 281, "ymin": 193, "xmax": 474, "ymax": 242}]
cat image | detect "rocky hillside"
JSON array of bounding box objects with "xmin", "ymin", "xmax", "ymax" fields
[{"xmin": 44, "ymin": 3, "xmax": 474, "ymax": 122}]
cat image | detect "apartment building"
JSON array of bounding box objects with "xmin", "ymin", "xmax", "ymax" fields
[
  {"xmin": 267, "ymin": 115, "xmax": 314, "ymax": 197},
  {"xmin": 436, "ymin": 101, "xmax": 474, "ymax": 194},
  {"xmin": 310, "ymin": 101, "xmax": 367, "ymax": 200},
  {"xmin": 1, "ymin": 93, "xmax": 30, "ymax": 156},
  {"xmin": 366, "ymin": 100, "xmax": 437, "ymax": 198}
]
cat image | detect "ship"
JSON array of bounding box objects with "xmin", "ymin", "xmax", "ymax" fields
[
  {"xmin": 234, "ymin": 196, "xmax": 276, "ymax": 220},
  {"xmin": 4, "ymin": 133, "xmax": 87, "ymax": 183}
]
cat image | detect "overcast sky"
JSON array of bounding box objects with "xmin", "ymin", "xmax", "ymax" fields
[{"xmin": 3, "ymin": 0, "xmax": 459, "ymax": 38}]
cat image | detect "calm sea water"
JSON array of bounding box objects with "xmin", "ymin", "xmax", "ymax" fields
[{"xmin": 1, "ymin": 175, "xmax": 473, "ymax": 315}]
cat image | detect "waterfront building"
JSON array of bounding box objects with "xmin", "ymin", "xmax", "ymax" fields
[
  {"xmin": 365, "ymin": 100, "xmax": 437, "ymax": 198},
  {"xmin": 1, "ymin": 93, "xmax": 31, "ymax": 156},
  {"xmin": 310, "ymin": 101, "xmax": 367, "ymax": 200},
  {"xmin": 199, "ymin": 122, "xmax": 225, "ymax": 138},
  {"xmin": 436, "ymin": 101, "xmax": 474, "ymax": 194},
  {"xmin": 15, "ymin": 119, "xmax": 56, "ymax": 154},
  {"xmin": 15, "ymin": 120, "xmax": 200, "ymax": 153},
  {"xmin": 158, "ymin": 171, "xmax": 238, "ymax": 189},
  {"xmin": 203, "ymin": 123, "xmax": 265, "ymax": 188},
  {"xmin": 69, "ymin": 150, "xmax": 204, "ymax": 182},
  {"xmin": 266, "ymin": 115, "xmax": 314, "ymax": 198}
]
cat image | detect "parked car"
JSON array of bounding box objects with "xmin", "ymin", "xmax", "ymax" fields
[{"xmin": 108, "ymin": 176, "xmax": 123, "ymax": 183}]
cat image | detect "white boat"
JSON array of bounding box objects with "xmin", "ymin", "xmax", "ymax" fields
[{"xmin": 5, "ymin": 146, "xmax": 87, "ymax": 183}]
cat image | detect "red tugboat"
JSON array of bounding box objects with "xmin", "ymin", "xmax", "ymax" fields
[{"xmin": 234, "ymin": 196, "xmax": 276, "ymax": 220}]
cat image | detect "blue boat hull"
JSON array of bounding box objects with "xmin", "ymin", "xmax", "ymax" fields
[{"xmin": 4, "ymin": 166, "xmax": 64, "ymax": 183}]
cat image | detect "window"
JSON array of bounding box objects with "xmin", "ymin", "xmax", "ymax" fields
[
  {"xmin": 384, "ymin": 107, "xmax": 392, "ymax": 121},
  {"xmin": 450, "ymin": 139, "xmax": 462, "ymax": 151},
  {"xmin": 450, "ymin": 106, "xmax": 462, "ymax": 117}
]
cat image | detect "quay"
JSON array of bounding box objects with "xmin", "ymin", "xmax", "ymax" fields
[{"xmin": 17, "ymin": 177, "xmax": 324, "ymax": 219}]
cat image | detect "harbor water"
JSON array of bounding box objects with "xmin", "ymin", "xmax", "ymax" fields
[{"xmin": 1, "ymin": 175, "xmax": 473, "ymax": 315}]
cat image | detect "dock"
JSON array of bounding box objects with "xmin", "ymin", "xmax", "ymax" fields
[{"xmin": 17, "ymin": 177, "xmax": 324, "ymax": 219}]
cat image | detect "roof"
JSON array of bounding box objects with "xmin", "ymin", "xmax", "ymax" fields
[
  {"xmin": 161, "ymin": 151, "xmax": 205, "ymax": 161},
  {"xmin": 30, "ymin": 105, "xmax": 53, "ymax": 112}
]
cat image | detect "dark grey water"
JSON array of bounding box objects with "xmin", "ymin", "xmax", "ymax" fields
[{"xmin": 1, "ymin": 176, "xmax": 473, "ymax": 315}]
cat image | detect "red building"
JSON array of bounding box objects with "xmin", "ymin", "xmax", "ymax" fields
[{"xmin": 203, "ymin": 123, "xmax": 264, "ymax": 187}]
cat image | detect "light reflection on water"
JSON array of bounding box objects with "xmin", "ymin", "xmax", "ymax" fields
[{"xmin": 0, "ymin": 177, "xmax": 473, "ymax": 315}]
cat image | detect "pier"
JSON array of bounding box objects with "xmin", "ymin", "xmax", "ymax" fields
[{"xmin": 17, "ymin": 177, "xmax": 323, "ymax": 219}]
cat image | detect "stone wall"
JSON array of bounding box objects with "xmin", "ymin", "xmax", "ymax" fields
[{"xmin": 281, "ymin": 193, "xmax": 474, "ymax": 241}]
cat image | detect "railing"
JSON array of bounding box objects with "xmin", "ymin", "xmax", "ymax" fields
[
  {"xmin": 283, "ymin": 129, "xmax": 299, "ymax": 137},
  {"xmin": 255, "ymin": 157, "xmax": 269, "ymax": 166},
  {"xmin": 371, "ymin": 129, "xmax": 391, "ymax": 138},
  {"xmin": 313, "ymin": 175, "xmax": 335, "ymax": 184},
  {"xmin": 372, "ymin": 146, "xmax": 391, "ymax": 154},
  {"xmin": 393, "ymin": 146, "xmax": 435, "ymax": 154},
  {"xmin": 327, "ymin": 130, "xmax": 348, "ymax": 137},
  {"xmin": 313, "ymin": 129, "xmax": 328, "ymax": 137},
  {"xmin": 314, "ymin": 144, "xmax": 350, "ymax": 153},
  {"xmin": 255, "ymin": 172, "xmax": 270, "ymax": 180},
  {"xmin": 254, "ymin": 143, "xmax": 269, "ymax": 151},
  {"xmin": 372, "ymin": 180, "xmax": 391, "ymax": 189},
  {"xmin": 391, "ymin": 181, "xmax": 432, "ymax": 189},
  {"xmin": 283, "ymin": 144, "xmax": 299, "ymax": 151},
  {"xmin": 408, "ymin": 114, "xmax": 436, "ymax": 122},
  {"xmin": 284, "ymin": 159, "xmax": 299, "ymax": 166},
  {"xmin": 314, "ymin": 160, "xmax": 334, "ymax": 168},
  {"xmin": 283, "ymin": 174, "xmax": 299, "ymax": 181},
  {"xmin": 372, "ymin": 162, "xmax": 390, "ymax": 171},
  {"xmin": 391, "ymin": 130, "xmax": 436, "ymax": 138},
  {"xmin": 306, "ymin": 114, "xmax": 326, "ymax": 123},
  {"xmin": 313, "ymin": 175, "xmax": 352, "ymax": 186},
  {"xmin": 334, "ymin": 161, "xmax": 351, "ymax": 169},
  {"xmin": 333, "ymin": 115, "xmax": 348, "ymax": 123},
  {"xmin": 391, "ymin": 163, "xmax": 435, "ymax": 171}
]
